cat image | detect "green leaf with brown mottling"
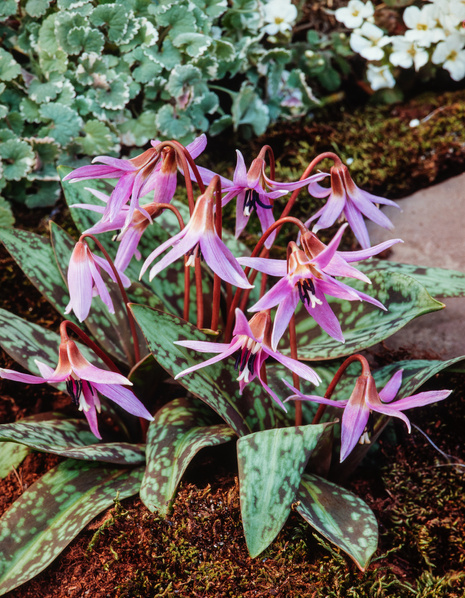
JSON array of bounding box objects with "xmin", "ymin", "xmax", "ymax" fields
[
  {"xmin": 358, "ymin": 259, "xmax": 465, "ymax": 298},
  {"xmin": 0, "ymin": 227, "xmax": 76, "ymax": 323},
  {"xmin": 296, "ymin": 473, "xmax": 378, "ymax": 571},
  {"xmin": 293, "ymin": 270, "xmax": 443, "ymax": 360},
  {"xmin": 237, "ymin": 423, "xmax": 328, "ymax": 557},
  {"xmin": 130, "ymin": 305, "xmax": 289, "ymax": 436},
  {"xmin": 0, "ymin": 442, "xmax": 30, "ymax": 479},
  {"xmin": 0, "ymin": 459, "xmax": 143, "ymax": 596},
  {"xmin": 0, "ymin": 419, "xmax": 145, "ymax": 464},
  {"xmin": 141, "ymin": 397, "xmax": 235, "ymax": 515}
]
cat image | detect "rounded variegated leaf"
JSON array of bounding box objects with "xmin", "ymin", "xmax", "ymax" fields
[
  {"xmin": 0, "ymin": 419, "xmax": 145, "ymax": 464},
  {"xmin": 141, "ymin": 397, "xmax": 236, "ymax": 515},
  {"xmin": 296, "ymin": 473, "xmax": 378, "ymax": 571},
  {"xmin": 0, "ymin": 459, "xmax": 144, "ymax": 596},
  {"xmin": 293, "ymin": 270, "xmax": 443, "ymax": 360},
  {"xmin": 237, "ymin": 423, "xmax": 329, "ymax": 558}
]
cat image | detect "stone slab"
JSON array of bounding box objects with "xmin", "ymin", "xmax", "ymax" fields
[{"xmin": 366, "ymin": 172, "xmax": 465, "ymax": 360}]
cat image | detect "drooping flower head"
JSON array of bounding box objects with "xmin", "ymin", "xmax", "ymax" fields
[
  {"xmin": 63, "ymin": 135, "xmax": 207, "ymax": 227},
  {"xmin": 0, "ymin": 334, "xmax": 153, "ymax": 439},
  {"xmin": 239, "ymin": 225, "xmax": 390, "ymax": 348},
  {"xmin": 65, "ymin": 239, "xmax": 130, "ymax": 323},
  {"xmin": 305, "ymin": 161, "xmax": 400, "ymax": 248},
  {"xmin": 285, "ymin": 369, "xmax": 451, "ymax": 462},
  {"xmin": 140, "ymin": 182, "xmax": 253, "ymax": 289},
  {"xmin": 174, "ymin": 308, "xmax": 321, "ymax": 411}
]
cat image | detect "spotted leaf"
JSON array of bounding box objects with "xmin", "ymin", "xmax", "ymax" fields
[
  {"xmin": 141, "ymin": 397, "xmax": 236, "ymax": 515},
  {"xmin": 358, "ymin": 259, "xmax": 465, "ymax": 298},
  {"xmin": 0, "ymin": 442, "xmax": 30, "ymax": 479},
  {"xmin": 0, "ymin": 419, "xmax": 145, "ymax": 464},
  {"xmin": 237, "ymin": 423, "xmax": 328, "ymax": 558},
  {"xmin": 130, "ymin": 305, "xmax": 289, "ymax": 435},
  {"xmin": 0, "ymin": 226, "xmax": 75, "ymax": 322},
  {"xmin": 296, "ymin": 473, "xmax": 378, "ymax": 571},
  {"xmin": 293, "ymin": 270, "xmax": 443, "ymax": 360},
  {"xmin": 0, "ymin": 459, "xmax": 143, "ymax": 596}
]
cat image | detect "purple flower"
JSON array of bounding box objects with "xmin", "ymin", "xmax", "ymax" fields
[
  {"xmin": 239, "ymin": 225, "xmax": 391, "ymax": 348},
  {"xmin": 285, "ymin": 370, "xmax": 452, "ymax": 462},
  {"xmin": 174, "ymin": 308, "xmax": 321, "ymax": 411},
  {"xmin": 0, "ymin": 338, "xmax": 153, "ymax": 439},
  {"xmin": 63, "ymin": 135, "xmax": 207, "ymax": 227},
  {"xmin": 305, "ymin": 162, "xmax": 400, "ymax": 249},
  {"xmin": 139, "ymin": 187, "xmax": 253, "ymax": 289},
  {"xmin": 197, "ymin": 150, "xmax": 327, "ymax": 249},
  {"xmin": 65, "ymin": 240, "xmax": 130, "ymax": 322}
]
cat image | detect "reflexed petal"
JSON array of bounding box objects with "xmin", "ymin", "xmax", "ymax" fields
[
  {"xmin": 0, "ymin": 368, "xmax": 47, "ymax": 384},
  {"xmin": 312, "ymin": 188, "xmax": 346, "ymax": 231},
  {"xmin": 282, "ymin": 379, "xmax": 348, "ymax": 407},
  {"xmin": 63, "ymin": 164, "xmax": 124, "ymax": 182},
  {"xmin": 344, "ymin": 199, "xmax": 371, "ymax": 248},
  {"xmin": 92, "ymin": 156, "xmax": 136, "ymax": 171},
  {"xmin": 378, "ymin": 370, "xmax": 403, "ymax": 403},
  {"xmin": 265, "ymin": 171, "xmax": 329, "ymax": 191},
  {"xmin": 237, "ymin": 256, "xmax": 287, "ymax": 278},
  {"xmin": 233, "ymin": 150, "xmax": 248, "ymax": 187},
  {"xmin": 349, "ymin": 190, "xmax": 395, "ymax": 230},
  {"xmin": 87, "ymin": 254, "xmax": 115, "ymax": 314},
  {"xmin": 103, "ymin": 172, "xmax": 136, "ymax": 222},
  {"xmin": 175, "ymin": 340, "xmax": 232, "ymax": 353},
  {"xmin": 94, "ymin": 382, "xmax": 154, "ymax": 420},
  {"xmin": 383, "ymin": 389, "xmax": 452, "ymax": 412},
  {"xmin": 185, "ymin": 134, "xmax": 207, "ymax": 159},
  {"xmin": 265, "ymin": 347, "xmax": 321, "ymax": 386},
  {"xmin": 147, "ymin": 232, "xmax": 200, "ymax": 281},
  {"xmin": 256, "ymin": 202, "xmax": 276, "ymax": 249},
  {"xmin": 248, "ymin": 277, "xmax": 294, "ymax": 313},
  {"xmin": 232, "ymin": 308, "xmax": 256, "ymax": 339},
  {"xmin": 307, "ymin": 180, "xmax": 332, "ymax": 198},
  {"xmin": 200, "ymin": 231, "xmax": 253, "ymax": 289},
  {"xmin": 67, "ymin": 341, "xmax": 130, "ymax": 385},
  {"xmin": 313, "ymin": 224, "xmax": 348, "ymax": 270},
  {"xmin": 304, "ymin": 287, "xmax": 344, "ymax": 343},
  {"xmin": 174, "ymin": 339, "xmax": 243, "ymax": 379},
  {"xmin": 139, "ymin": 228, "xmax": 187, "ymax": 279},
  {"xmin": 259, "ymin": 374, "xmax": 287, "ymax": 412},
  {"xmin": 340, "ymin": 238, "xmax": 403, "ymax": 263}
]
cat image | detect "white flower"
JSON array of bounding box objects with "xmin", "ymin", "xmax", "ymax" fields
[
  {"xmin": 350, "ymin": 22, "xmax": 390, "ymax": 61},
  {"xmin": 335, "ymin": 0, "xmax": 374, "ymax": 29},
  {"xmin": 262, "ymin": 0, "xmax": 297, "ymax": 35},
  {"xmin": 366, "ymin": 63, "xmax": 396, "ymax": 90},
  {"xmin": 403, "ymin": 4, "xmax": 445, "ymax": 47},
  {"xmin": 389, "ymin": 36, "xmax": 429, "ymax": 71},
  {"xmin": 432, "ymin": 33, "xmax": 465, "ymax": 80}
]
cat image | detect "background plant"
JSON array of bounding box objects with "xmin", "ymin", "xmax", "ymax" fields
[{"xmin": 0, "ymin": 0, "xmax": 352, "ymax": 214}]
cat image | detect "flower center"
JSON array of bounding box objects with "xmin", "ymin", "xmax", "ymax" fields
[
  {"xmin": 297, "ymin": 279, "xmax": 323, "ymax": 309},
  {"xmin": 234, "ymin": 336, "xmax": 261, "ymax": 383},
  {"xmin": 66, "ymin": 377, "xmax": 83, "ymax": 406},
  {"xmin": 185, "ymin": 243, "xmax": 202, "ymax": 267},
  {"xmin": 243, "ymin": 189, "xmax": 273, "ymax": 217}
]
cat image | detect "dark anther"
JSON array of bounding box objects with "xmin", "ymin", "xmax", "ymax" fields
[
  {"xmin": 86, "ymin": 381, "xmax": 95, "ymax": 396},
  {"xmin": 234, "ymin": 350, "xmax": 242, "ymax": 371},
  {"xmin": 240, "ymin": 347, "xmax": 250, "ymax": 371},
  {"xmin": 243, "ymin": 189, "xmax": 272, "ymax": 214},
  {"xmin": 248, "ymin": 352, "xmax": 257, "ymax": 376},
  {"xmin": 66, "ymin": 378, "xmax": 83, "ymax": 406}
]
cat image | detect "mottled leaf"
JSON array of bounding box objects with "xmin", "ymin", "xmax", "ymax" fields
[
  {"xmin": 358, "ymin": 259, "xmax": 465, "ymax": 299},
  {"xmin": 131, "ymin": 305, "xmax": 290, "ymax": 435},
  {"xmin": 237, "ymin": 423, "xmax": 328, "ymax": 557},
  {"xmin": 296, "ymin": 473, "xmax": 378, "ymax": 571},
  {"xmin": 0, "ymin": 459, "xmax": 143, "ymax": 596},
  {"xmin": 0, "ymin": 419, "xmax": 145, "ymax": 464},
  {"xmin": 0, "ymin": 227, "xmax": 73, "ymax": 320},
  {"xmin": 141, "ymin": 397, "xmax": 235, "ymax": 514},
  {"xmin": 293, "ymin": 270, "xmax": 443, "ymax": 360},
  {"xmin": 0, "ymin": 443, "xmax": 30, "ymax": 479}
]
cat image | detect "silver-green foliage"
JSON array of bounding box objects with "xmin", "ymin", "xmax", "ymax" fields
[{"xmin": 0, "ymin": 0, "xmax": 351, "ymax": 209}]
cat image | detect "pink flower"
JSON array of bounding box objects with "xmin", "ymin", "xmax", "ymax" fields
[
  {"xmin": 196, "ymin": 150, "xmax": 327, "ymax": 248},
  {"xmin": 66, "ymin": 240, "xmax": 130, "ymax": 322},
  {"xmin": 140, "ymin": 187, "xmax": 253, "ymax": 289},
  {"xmin": 64, "ymin": 135, "xmax": 207, "ymax": 227},
  {"xmin": 0, "ymin": 339, "xmax": 153, "ymax": 439},
  {"xmin": 239, "ymin": 225, "xmax": 393, "ymax": 348},
  {"xmin": 285, "ymin": 370, "xmax": 451, "ymax": 462},
  {"xmin": 174, "ymin": 308, "xmax": 321, "ymax": 411},
  {"xmin": 306, "ymin": 162, "xmax": 400, "ymax": 249}
]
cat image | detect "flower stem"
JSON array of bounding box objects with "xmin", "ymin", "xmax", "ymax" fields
[{"xmin": 278, "ymin": 151, "xmax": 342, "ymax": 224}]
